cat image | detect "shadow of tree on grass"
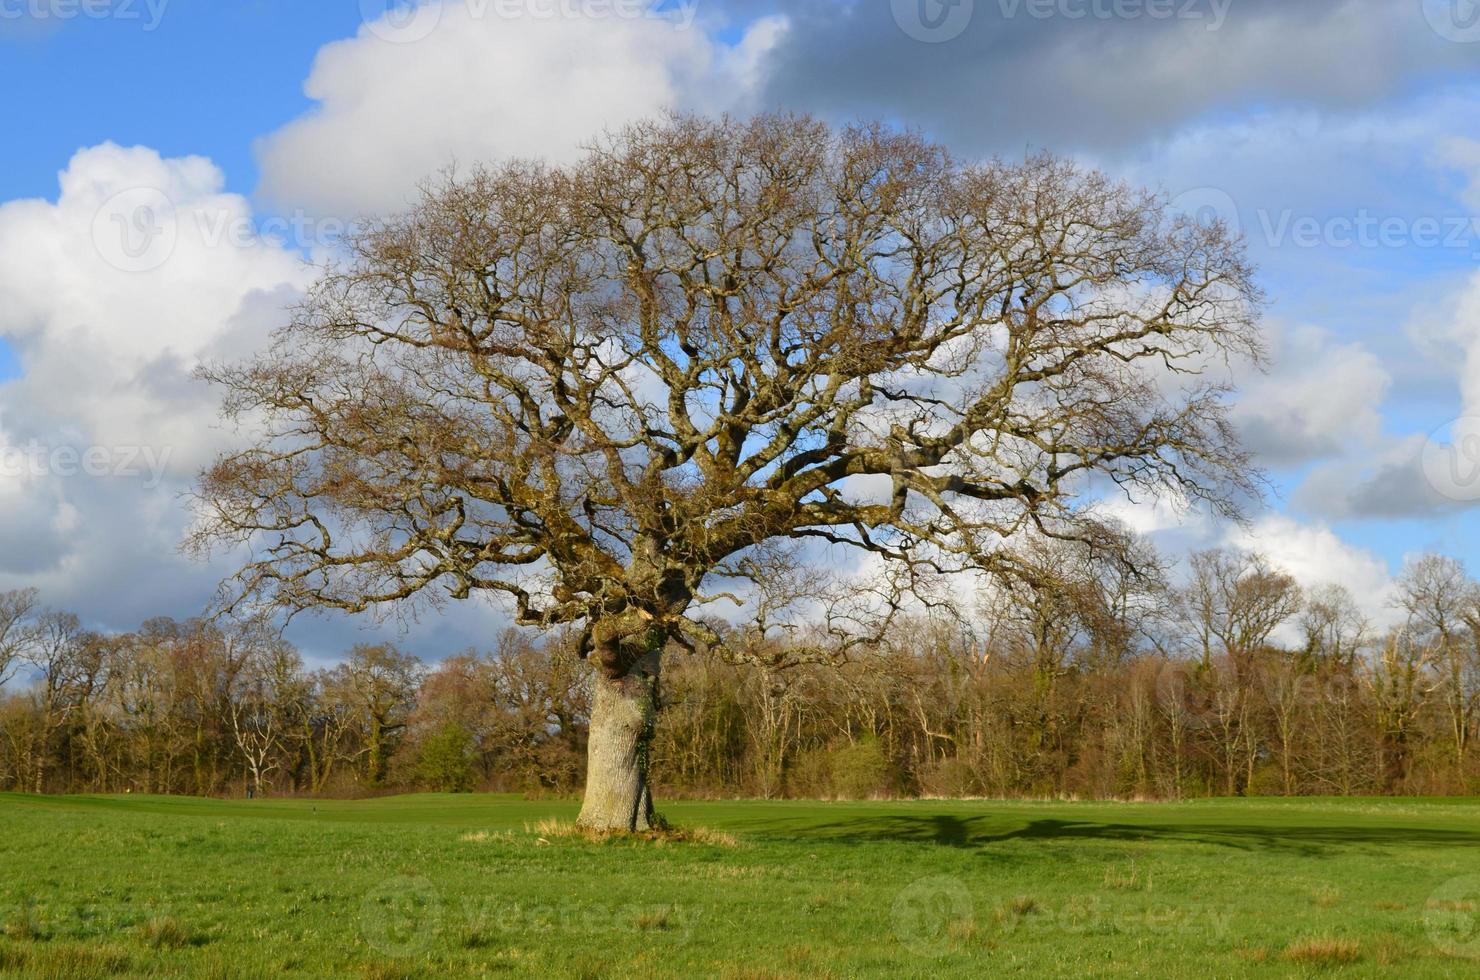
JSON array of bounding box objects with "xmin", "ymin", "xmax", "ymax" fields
[{"xmin": 739, "ymin": 812, "xmax": 1480, "ymax": 856}]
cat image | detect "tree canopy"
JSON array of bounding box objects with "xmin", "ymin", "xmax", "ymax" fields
[{"xmin": 193, "ymin": 113, "xmax": 1262, "ymax": 681}]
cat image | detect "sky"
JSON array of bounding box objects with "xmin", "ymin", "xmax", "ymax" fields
[{"xmin": 4, "ymin": 0, "xmax": 1480, "ymax": 662}]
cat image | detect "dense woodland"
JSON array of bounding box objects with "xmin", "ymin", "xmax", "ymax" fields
[{"xmin": 3, "ymin": 546, "xmax": 1480, "ymax": 801}]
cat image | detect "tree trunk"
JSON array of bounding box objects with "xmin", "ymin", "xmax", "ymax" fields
[{"xmin": 577, "ymin": 646, "xmax": 660, "ymax": 832}]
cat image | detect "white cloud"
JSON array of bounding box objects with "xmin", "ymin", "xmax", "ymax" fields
[
  {"xmin": 256, "ymin": 4, "xmax": 787, "ymax": 216},
  {"xmin": 1225, "ymin": 515, "xmax": 1398, "ymax": 629},
  {"xmin": 1093, "ymin": 493, "xmax": 1205, "ymax": 540},
  {"xmin": 0, "ymin": 143, "xmax": 309, "ymax": 617},
  {"xmin": 1232, "ymin": 322, "xmax": 1389, "ymax": 467},
  {"xmin": 0, "ymin": 142, "xmax": 597, "ymax": 658},
  {"xmin": 1303, "ymin": 263, "xmax": 1480, "ymax": 520},
  {"xmin": 1095, "ymin": 498, "xmax": 1399, "ymax": 630},
  {"xmin": 1428, "ymin": 268, "xmax": 1480, "ymax": 416}
]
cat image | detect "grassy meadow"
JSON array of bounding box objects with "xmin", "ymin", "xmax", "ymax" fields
[{"xmin": 2, "ymin": 793, "xmax": 1480, "ymax": 977}]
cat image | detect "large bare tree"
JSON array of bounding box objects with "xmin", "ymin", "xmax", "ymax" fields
[{"xmin": 191, "ymin": 114, "xmax": 1261, "ymax": 830}]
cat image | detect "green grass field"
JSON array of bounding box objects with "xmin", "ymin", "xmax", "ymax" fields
[{"xmin": 3, "ymin": 794, "xmax": 1480, "ymax": 978}]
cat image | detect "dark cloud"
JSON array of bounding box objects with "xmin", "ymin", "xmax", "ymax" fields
[
  {"xmin": 1293, "ymin": 437, "xmax": 1474, "ymax": 520},
  {"xmin": 753, "ymin": 0, "xmax": 1480, "ymax": 155}
]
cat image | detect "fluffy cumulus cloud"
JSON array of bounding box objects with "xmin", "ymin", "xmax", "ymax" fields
[
  {"xmin": 1082, "ymin": 91, "xmax": 1480, "ymax": 524},
  {"xmin": 1096, "ymin": 496, "xmax": 1399, "ymax": 630},
  {"xmin": 257, "ymin": 2, "xmax": 788, "ymax": 215},
  {"xmin": 0, "ymin": 143, "xmax": 520, "ymax": 656},
  {"xmin": 1297, "ymin": 259, "xmax": 1480, "ymax": 521},
  {"xmin": 0, "ymin": 144, "xmax": 309, "ymax": 619},
  {"xmin": 1226, "ymin": 516, "xmax": 1398, "ymax": 628},
  {"xmin": 1232, "ymin": 322, "xmax": 1389, "ymax": 468}
]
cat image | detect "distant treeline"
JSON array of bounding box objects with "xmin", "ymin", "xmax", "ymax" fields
[{"xmin": 2, "ymin": 546, "xmax": 1480, "ymax": 800}]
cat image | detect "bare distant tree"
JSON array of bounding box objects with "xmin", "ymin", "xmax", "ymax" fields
[
  {"xmin": 1300, "ymin": 583, "xmax": 1368, "ymax": 665},
  {"xmin": 326, "ymin": 644, "xmax": 423, "ymax": 787},
  {"xmin": 23, "ymin": 611, "xmax": 92, "ymax": 793},
  {"xmin": 0, "ymin": 588, "xmax": 38, "ymax": 689},
  {"xmin": 1396, "ymin": 554, "xmax": 1479, "ymax": 770},
  {"xmin": 229, "ymin": 632, "xmax": 303, "ymax": 798},
  {"xmin": 191, "ymin": 114, "xmax": 1262, "ymax": 830},
  {"xmin": 1179, "ymin": 550, "xmax": 1301, "ymax": 674}
]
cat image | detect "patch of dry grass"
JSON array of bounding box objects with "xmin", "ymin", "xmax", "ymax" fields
[
  {"xmin": 1310, "ymin": 885, "xmax": 1341, "ymax": 908},
  {"xmin": 1281, "ymin": 936, "xmax": 1361, "ymax": 967},
  {"xmin": 359, "ymin": 961, "xmax": 418, "ymax": 980},
  {"xmin": 1426, "ymin": 897, "xmax": 1476, "ymax": 913},
  {"xmin": 1, "ymin": 913, "xmax": 41, "ymax": 942},
  {"xmin": 523, "ymin": 817, "xmax": 737, "ymax": 847},
  {"xmin": 0, "ymin": 942, "xmax": 133, "ymax": 979},
  {"xmin": 1008, "ymin": 895, "xmax": 1039, "ymax": 917},
  {"xmin": 634, "ymin": 909, "xmax": 674, "ymax": 932},
  {"xmin": 1102, "ymin": 861, "xmax": 1151, "ymax": 891},
  {"xmin": 138, "ymin": 916, "xmax": 191, "ymax": 950}
]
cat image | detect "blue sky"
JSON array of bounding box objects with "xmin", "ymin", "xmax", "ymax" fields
[
  {"xmin": 4, "ymin": 0, "xmax": 1480, "ymax": 659},
  {"xmin": 3, "ymin": 3, "xmax": 331, "ymax": 193}
]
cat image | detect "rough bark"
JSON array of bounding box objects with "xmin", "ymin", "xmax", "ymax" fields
[{"xmin": 577, "ymin": 646, "xmax": 661, "ymax": 832}]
